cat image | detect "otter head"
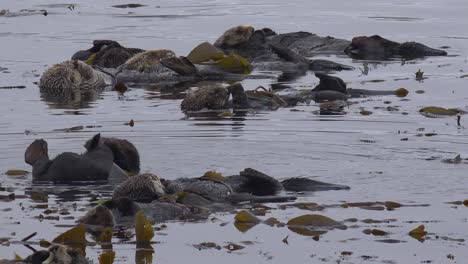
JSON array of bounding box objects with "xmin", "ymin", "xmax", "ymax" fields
[
  {"xmin": 39, "ymin": 60, "xmax": 99, "ymax": 93},
  {"xmin": 344, "ymin": 35, "xmax": 400, "ymax": 58},
  {"xmin": 228, "ymin": 83, "xmax": 249, "ymax": 108},
  {"xmin": 83, "ymin": 133, "xmax": 104, "ymax": 152},
  {"xmin": 78, "ymin": 204, "xmax": 115, "ymax": 228},
  {"xmin": 214, "ymin": 25, "xmax": 255, "ymax": 48},
  {"xmin": 205, "ymin": 86, "xmax": 230, "ymax": 110},
  {"xmin": 90, "ymin": 40, "xmax": 121, "ymax": 53},
  {"xmin": 39, "ymin": 61, "xmax": 81, "ymax": 92},
  {"xmin": 148, "ymin": 174, "xmax": 166, "ymax": 198},
  {"xmin": 43, "ymin": 245, "xmax": 73, "ymax": 264},
  {"xmin": 25, "ymin": 139, "xmax": 49, "ymax": 166}
]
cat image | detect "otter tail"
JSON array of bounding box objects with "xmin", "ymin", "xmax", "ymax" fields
[{"xmin": 281, "ymin": 177, "xmax": 350, "ymax": 192}]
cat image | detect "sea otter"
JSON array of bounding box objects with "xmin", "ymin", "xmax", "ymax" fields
[
  {"xmin": 24, "ymin": 133, "xmax": 114, "ymax": 182},
  {"xmin": 84, "ymin": 136, "xmax": 141, "ymax": 174},
  {"xmin": 344, "ymin": 35, "xmax": 448, "ymax": 59},
  {"xmin": 39, "ymin": 60, "xmax": 110, "ymax": 97},
  {"xmin": 71, "ymin": 39, "xmax": 144, "ymax": 68}
]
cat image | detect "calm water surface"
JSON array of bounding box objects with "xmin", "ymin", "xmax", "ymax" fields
[{"xmin": 0, "ymin": 0, "xmax": 467, "ymax": 263}]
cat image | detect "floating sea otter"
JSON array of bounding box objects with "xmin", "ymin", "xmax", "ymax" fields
[
  {"xmin": 80, "ymin": 168, "xmax": 350, "ymax": 227},
  {"xmin": 39, "ymin": 60, "xmax": 112, "ymax": 95},
  {"xmin": 72, "ymin": 39, "xmax": 144, "ymax": 68},
  {"xmin": 24, "ymin": 134, "xmax": 133, "ymax": 182},
  {"xmin": 344, "ymin": 35, "xmax": 447, "ymax": 59},
  {"xmin": 24, "ymin": 134, "xmax": 114, "ymax": 182}
]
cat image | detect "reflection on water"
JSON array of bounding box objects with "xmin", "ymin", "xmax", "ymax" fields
[{"xmin": 40, "ymin": 88, "xmax": 104, "ymax": 109}]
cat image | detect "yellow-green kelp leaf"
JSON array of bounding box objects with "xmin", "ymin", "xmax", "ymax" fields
[
  {"xmin": 135, "ymin": 245, "xmax": 154, "ymax": 264},
  {"xmin": 99, "ymin": 227, "xmax": 113, "ymax": 243},
  {"xmin": 215, "ymin": 52, "xmax": 251, "ymax": 74},
  {"xmin": 99, "ymin": 250, "xmax": 115, "ymax": 264},
  {"xmin": 395, "ymin": 88, "xmax": 409, "ymax": 97},
  {"xmin": 52, "ymin": 225, "xmax": 87, "ymax": 252},
  {"xmin": 287, "ymin": 214, "xmax": 342, "ymax": 227},
  {"xmin": 85, "ymin": 53, "xmax": 96, "ymax": 65},
  {"xmin": 360, "ymin": 109, "xmax": 373, "ymax": 116},
  {"xmin": 234, "ymin": 210, "xmax": 261, "ymax": 224},
  {"xmin": 363, "ymin": 229, "xmax": 387, "ymax": 236},
  {"xmin": 419, "ymin": 106, "xmax": 461, "ymax": 117},
  {"xmin": 409, "ymin": 225, "xmax": 427, "ymax": 242},
  {"xmin": 135, "ymin": 210, "xmax": 154, "ymax": 243},
  {"xmin": 234, "ymin": 210, "xmax": 261, "ymax": 233},
  {"xmin": 187, "ymin": 42, "xmax": 224, "ymax": 63},
  {"xmin": 201, "ymin": 170, "xmax": 225, "ymax": 181},
  {"xmin": 5, "ymin": 169, "xmax": 29, "ymax": 176},
  {"xmin": 286, "ymin": 214, "xmax": 346, "ymax": 236}
]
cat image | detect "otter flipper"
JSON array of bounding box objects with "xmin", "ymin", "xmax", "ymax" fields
[
  {"xmin": 281, "ymin": 177, "xmax": 350, "ymax": 192},
  {"xmin": 312, "ymin": 73, "xmax": 347, "ymax": 93},
  {"xmin": 160, "ymin": 56, "xmax": 199, "ymax": 76},
  {"xmin": 270, "ymin": 42, "xmax": 305, "ymax": 63}
]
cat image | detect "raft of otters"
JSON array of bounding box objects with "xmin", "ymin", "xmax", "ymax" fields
[
  {"xmin": 21, "ymin": 133, "xmax": 350, "ymax": 262},
  {"xmin": 38, "ymin": 25, "xmax": 447, "ymax": 95}
]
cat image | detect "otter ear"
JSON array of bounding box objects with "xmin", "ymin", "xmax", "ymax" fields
[
  {"xmin": 25, "ymin": 139, "xmax": 48, "ymax": 165},
  {"xmin": 86, "ymin": 133, "xmax": 102, "ymax": 151}
]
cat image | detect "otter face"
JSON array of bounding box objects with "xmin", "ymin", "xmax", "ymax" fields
[
  {"xmin": 43, "ymin": 245, "xmax": 73, "ymax": 264},
  {"xmin": 78, "ymin": 205, "xmax": 115, "ymax": 228},
  {"xmin": 113, "ymin": 173, "xmax": 167, "ymax": 203},
  {"xmin": 39, "ymin": 61, "xmax": 81, "ymax": 92},
  {"xmin": 25, "ymin": 139, "xmax": 48, "ymax": 165},
  {"xmin": 214, "ymin": 25, "xmax": 255, "ymax": 48},
  {"xmin": 148, "ymin": 174, "xmax": 166, "ymax": 198},
  {"xmin": 39, "ymin": 60, "xmax": 103, "ymax": 93},
  {"xmin": 344, "ymin": 35, "xmax": 400, "ymax": 59}
]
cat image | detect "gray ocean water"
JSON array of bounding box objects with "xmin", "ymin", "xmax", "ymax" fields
[{"xmin": 0, "ymin": 0, "xmax": 467, "ymax": 263}]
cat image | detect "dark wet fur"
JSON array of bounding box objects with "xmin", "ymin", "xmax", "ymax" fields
[
  {"xmin": 85, "ymin": 137, "xmax": 140, "ymax": 174},
  {"xmin": 180, "ymin": 86, "xmax": 229, "ymax": 112},
  {"xmin": 344, "ymin": 35, "xmax": 447, "ymax": 59},
  {"xmin": 27, "ymin": 133, "xmax": 114, "ymax": 182},
  {"xmin": 104, "ymin": 197, "xmax": 142, "ymax": 217},
  {"xmin": 313, "ymin": 73, "xmax": 347, "ymax": 93},
  {"xmin": 225, "ymin": 168, "xmax": 283, "ymax": 196},
  {"xmin": 24, "ymin": 250, "xmax": 50, "ymax": 263},
  {"xmin": 228, "ymin": 83, "xmax": 250, "ymax": 109},
  {"xmin": 281, "ymin": 177, "xmax": 350, "ymax": 191},
  {"xmin": 78, "ymin": 205, "xmax": 114, "ymax": 227},
  {"xmin": 72, "ymin": 40, "xmax": 144, "ymax": 68},
  {"xmin": 160, "ymin": 56, "xmax": 199, "ymax": 76}
]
